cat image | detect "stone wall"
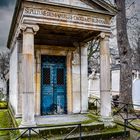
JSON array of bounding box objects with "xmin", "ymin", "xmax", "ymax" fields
[
  {"xmin": 9, "ymin": 40, "xmax": 22, "ymax": 117},
  {"xmin": 17, "ymin": 40, "xmax": 22, "ymax": 116},
  {"xmin": 9, "ymin": 43, "xmax": 18, "ymax": 115}
]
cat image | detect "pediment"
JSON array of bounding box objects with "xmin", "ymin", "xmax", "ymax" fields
[{"xmin": 27, "ymin": 0, "xmax": 117, "ymax": 15}]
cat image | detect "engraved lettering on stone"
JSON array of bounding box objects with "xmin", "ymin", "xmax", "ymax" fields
[{"xmin": 24, "ymin": 8, "xmax": 107, "ymax": 25}]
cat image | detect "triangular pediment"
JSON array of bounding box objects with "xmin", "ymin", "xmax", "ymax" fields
[
  {"xmin": 45, "ymin": 0, "xmax": 93, "ymax": 9},
  {"xmin": 27, "ymin": 0, "xmax": 117, "ymax": 15}
]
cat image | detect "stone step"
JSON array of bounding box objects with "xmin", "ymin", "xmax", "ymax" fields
[
  {"xmin": 39, "ymin": 122, "xmax": 104, "ymax": 138},
  {"xmin": 19, "ymin": 123, "xmax": 129, "ymax": 140},
  {"xmin": 49, "ymin": 129, "xmax": 130, "ymax": 140},
  {"xmin": 65, "ymin": 130, "xmax": 130, "ymax": 140}
]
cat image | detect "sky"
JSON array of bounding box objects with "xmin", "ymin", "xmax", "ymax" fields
[
  {"xmin": 0, "ymin": 0, "xmax": 16, "ymax": 51},
  {"xmin": 0, "ymin": 0, "xmax": 139, "ymax": 52}
]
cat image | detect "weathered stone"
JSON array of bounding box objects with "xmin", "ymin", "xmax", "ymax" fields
[
  {"xmin": 100, "ymin": 33, "xmax": 113, "ymax": 126},
  {"xmin": 8, "ymin": 0, "xmax": 116, "ymax": 126}
]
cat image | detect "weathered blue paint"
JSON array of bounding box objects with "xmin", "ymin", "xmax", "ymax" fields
[{"xmin": 41, "ymin": 55, "xmax": 67, "ymax": 115}]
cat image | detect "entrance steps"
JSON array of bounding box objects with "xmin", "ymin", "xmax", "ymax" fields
[
  {"xmin": 14, "ymin": 114, "xmax": 130, "ymax": 139},
  {"xmin": 38, "ymin": 122, "xmax": 129, "ymax": 140}
]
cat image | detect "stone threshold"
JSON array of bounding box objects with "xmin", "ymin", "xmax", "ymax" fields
[{"xmin": 35, "ymin": 114, "xmax": 90, "ymax": 126}]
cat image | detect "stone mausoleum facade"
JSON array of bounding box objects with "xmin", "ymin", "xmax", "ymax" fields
[{"xmin": 7, "ymin": 0, "xmax": 117, "ymax": 126}]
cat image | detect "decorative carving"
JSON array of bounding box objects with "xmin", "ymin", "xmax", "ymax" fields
[
  {"xmin": 23, "ymin": 7, "xmax": 107, "ymax": 25},
  {"xmin": 100, "ymin": 32, "xmax": 106, "ymax": 39},
  {"xmin": 20, "ymin": 24, "xmax": 39, "ymax": 34},
  {"xmin": 100, "ymin": 32, "xmax": 110, "ymax": 41},
  {"xmin": 72, "ymin": 48, "xmax": 80, "ymax": 65}
]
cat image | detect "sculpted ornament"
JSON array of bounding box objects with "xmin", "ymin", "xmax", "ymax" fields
[
  {"xmin": 72, "ymin": 48, "xmax": 80, "ymax": 65},
  {"xmin": 20, "ymin": 24, "xmax": 39, "ymax": 34}
]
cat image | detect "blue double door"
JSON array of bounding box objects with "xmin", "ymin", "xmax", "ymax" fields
[{"xmin": 41, "ymin": 55, "xmax": 67, "ymax": 115}]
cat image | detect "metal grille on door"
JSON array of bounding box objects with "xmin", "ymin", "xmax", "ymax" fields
[{"xmin": 41, "ymin": 55, "xmax": 67, "ymax": 115}]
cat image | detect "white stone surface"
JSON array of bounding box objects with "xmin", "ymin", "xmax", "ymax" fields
[
  {"xmin": 17, "ymin": 40, "xmax": 23, "ymax": 116},
  {"xmin": 9, "ymin": 43, "xmax": 18, "ymax": 115},
  {"xmin": 88, "ymin": 73, "xmax": 100, "ymax": 98},
  {"xmin": 36, "ymin": 114, "xmax": 89, "ymax": 125},
  {"xmin": 132, "ymin": 78, "xmax": 140, "ymax": 110},
  {"xmin": 21, "ymin": 25, "xmax": 39, "ymax": 126},
  {"xmin": 111, "ymin": 70, "xmax": 120, "ymax": 96},
  {"xmin": 88, "ymin": 70, "xmax": 120, "ymax": 98},
  {"xmin": 21, "ymin": 94, "xmax": 36, "ymax": 126},
  {"xmin": 100, "ymin": 35, "xmax": 112, "ymax": 123},
  {"xmin": 72, "ymin": 64, "xmax": 81, "ymax": 113},
  {"xmin": 32, "ymin": 0, "xmax": 93, "ymax": 9},
  {"xmin": 81, "ymin": 46, "xmax": 88, "ymax": 113}
]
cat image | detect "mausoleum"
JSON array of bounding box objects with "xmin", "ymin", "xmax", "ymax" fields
[{"xmin": 7, "ymin": 0, "xmax": 117, "ymax": 126}]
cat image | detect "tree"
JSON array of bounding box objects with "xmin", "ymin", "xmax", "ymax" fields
[
  {"xmin": 0, "ymin": 51, "xmax": 9, "ymax": 82},
  {"xmin": 0, "ymin": 51, "xmax": 9, "ymax": 100},
  {"xmin": 127, "ymin": 1, "xmax": 140, "ymax": 71},
  {"xmin": 88, "ymin": 38, "xmax": 100, "ymax": 74},
  {"xmin": 115, "ymin": 0, "xmax": 133, "ymax": 104}
]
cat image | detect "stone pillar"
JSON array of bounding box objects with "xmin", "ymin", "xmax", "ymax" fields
[
  {"xmin": 35, "ymin": 50, "xmax": 41, "ymax": 116},
  {"xmin": 100, "ymin": 33, "xmax": 113, "ymax": 126},
  {"xmin": 72, "ymin": 47, "xmax": 81, "ymax": 113},
  {"xmin": 20, "ymin": 24, "xmax": 39, "ymax": 126},
  {"xmin": 67, "ymin": 51, "xmax": 73, "ymax": 114},
  {"xmin": 81, "ymin": 44, "xmax": 88, "ymax": 113}
]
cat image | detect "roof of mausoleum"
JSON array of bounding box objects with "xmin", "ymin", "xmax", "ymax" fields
[{"xmin": 7, "ymin": 0, "xmax": 118, "ymax": 49}]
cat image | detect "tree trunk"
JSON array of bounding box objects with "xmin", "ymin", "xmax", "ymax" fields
[{"xmin": 115, "ymin": 0, "xmax": 133, "ymax": 104}]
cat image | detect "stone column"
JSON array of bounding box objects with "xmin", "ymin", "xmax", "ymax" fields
[
  {"xmin": 100, "ymin": 33, "xmax": 113, "ymax": 126},
  {"xmin": 80, "ymin": 44, "xmax": 88, "ymax": 113},
  {"xmin": 67, "ymin": 51, "xmax": 73, "ymax": 114},
  {"xmin": 20, "ymin": 24, "xmax": 39, "ymax": 126},
  {"xmin": 72, "ymin": 47, "xmax": 81, "ymax": 113}
]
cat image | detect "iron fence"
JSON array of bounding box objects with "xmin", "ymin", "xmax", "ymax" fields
[
  {"xmin": 0, "ymin": 123, "xmax": 82, "ymax": 140},
  {"xmin": 112, "ymin": 101, "xmax": 140, "ymax": 132},
  {"xmin": 89, "ymin": 97, "xmax": 140, "ymax": 133},
  {"xmin": 88, "ymin": 97, "xmax": 101, "ymax": 116}
]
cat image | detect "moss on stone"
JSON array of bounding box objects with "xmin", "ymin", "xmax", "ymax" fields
[
  {"xmin": 0, "ymin": 110, "xmax": 10, "ymax": 136},
  {"xmin": 0, "ymin": 101, "xmax": 8, "ymax": 109},
  {"xmin": 0, "ymin": 109, "xmax": 20, "ymax": 139},
  {"xmin": 15, "ymin": 118, "xmax": 22, "ymax": 126}
]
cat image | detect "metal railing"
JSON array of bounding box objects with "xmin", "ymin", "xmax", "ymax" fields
[
  {"xmin": 112, "ymin": 101, "xmax": 140, "ymax": 133},
  {"xmin": 88, "ymin": 97, "xmax": 100, "ymax": 116},
  {"xmin": 89, "ymin": 97, "xmax": 140, "ymax": 133},
  {"xmin": 0, "ymin": 123, "xmax": 82, "ymax": 140}
]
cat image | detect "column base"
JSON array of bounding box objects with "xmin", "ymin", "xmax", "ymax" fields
[
  {"xmin": 99, "ymin": 116, "xmax": 116, "ymax": 128},
  {"xmin": 20, "ymin": 120, "xmax": 36, "ymax": 127},
  {"xmin": 80, "ymin": 110, "xmax": 88, "ymax": 114},
  {"xmin": 15, "ymin": 113, "xmax": 22, "ymax": 118}
]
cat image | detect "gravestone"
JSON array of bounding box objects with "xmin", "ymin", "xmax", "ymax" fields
[
  {"xmin": 88, "ymin": 70, "xmax": 100, "ymax": 98},
  {"xmin": 132, "ymin": 72, "xmax": 140, "ymax": 110}
]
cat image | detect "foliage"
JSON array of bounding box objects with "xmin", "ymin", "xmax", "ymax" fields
[
  {"xmin": 88, "ymin": 37, "xmax": 100, "ymax": 73},
  {"xmin": 0, "ymin": 51, "xmax": 10, "ymax": 82}
]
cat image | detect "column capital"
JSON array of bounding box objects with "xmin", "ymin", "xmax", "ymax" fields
[
  {"xmin": 20, "ymin": 24, "xmax": 39, "ymax": 34},
  {"xmin": 100, "ymin": 32, "xmax": 111, "ymax": 39}
]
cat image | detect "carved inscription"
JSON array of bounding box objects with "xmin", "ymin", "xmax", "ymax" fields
[{"xmin": 24, "ymin": 8, "xmax": 107, "ymax": 25}]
